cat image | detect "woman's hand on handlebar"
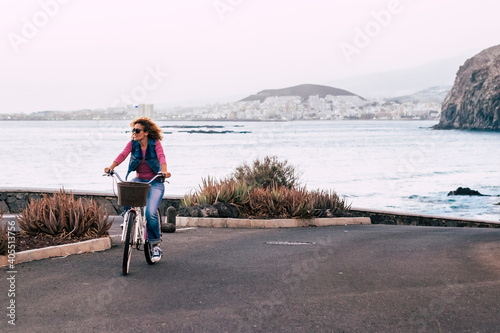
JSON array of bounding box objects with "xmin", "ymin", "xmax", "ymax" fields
[
  {"xmin": 155, "ymin": 171, "xmax": 171, "ymax": 183},
  {"xmin": 104, "ymin": 162, "xmax": 118, "ymax": 175}
]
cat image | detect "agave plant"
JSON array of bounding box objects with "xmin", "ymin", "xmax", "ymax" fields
[
  {"xmin": 232, "ymin": 181, "xmax": 249, "ymax": 206},
  {"xmin": 309, "ymin": 189, "xmax": 351, "ymax": 215},
  {"xmin": 16, "ymin": 189, "xmax": 113, "ymax": 239},
  {"xmin": 216, "ymin": 179, "xmax": 236, "ymax": 204},
  {"xmin": 244, "ymin": 187, "xmax": 270, "ymax": 218},
  {"xmin": 285, "ymin": 186, "xmax": 311, "ymax": 219},
  {"xmin": 310, "ymin": 190, "xmax": 351, "ymax": 211},
  {"xmin": 183, "ymin": 176, "xmax": 251, "ymax": 207},
  {"xmin": 244, "ymin": 185, "xmax": 289, "ymax": 218},
  {"xmin": 188, "ymin": 176, "xmax": 219, "ymax": 205},
  {"xmin": 181, "ymin": 192, "xmax": 195, "ymax": 207}
]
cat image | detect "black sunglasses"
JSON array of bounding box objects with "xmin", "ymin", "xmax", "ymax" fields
[{"xmin": 132, "ymin": 128, "xmax": 144, "ymax": 134}]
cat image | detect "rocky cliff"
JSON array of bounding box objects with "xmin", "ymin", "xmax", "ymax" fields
[{"xmin": 436, "ymin": 45, "xmax": 500, "ymax": 130}]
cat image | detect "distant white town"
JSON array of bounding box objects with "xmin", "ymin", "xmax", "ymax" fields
[
  {"xmin": 0, "ymin": 85, "xmax": 447, "ymax": 121},
  {"xmin": 166, "ymin": 95, "xmax": 441, "ymax": 121}
]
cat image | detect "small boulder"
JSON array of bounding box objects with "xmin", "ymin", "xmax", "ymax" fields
[
  {"xmin": 178, "ymin": 206, "xmax": 202, "ymax": 217},
  {"xmin": 0, "ymin": 200, "xmax": 10, "ymax": 214},
  {"xmin": 214, "ymin": 202, "xmax": 240, "ymax": 218},
  {"xmin": 228, "ymin": 203, "xmax": 240, "ymax": 218},
  {"xmin": 200, "ymin": 204, "xmax": 219, "ymax": 217}
]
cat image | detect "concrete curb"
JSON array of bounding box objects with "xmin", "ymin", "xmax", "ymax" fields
[
  {"xmin": 0, "ymin": 237, "xmax": 112, "ymax": 267},
  {"xmin": 176, "ymin": 216, "xmax": 371, "ymax": 228}
]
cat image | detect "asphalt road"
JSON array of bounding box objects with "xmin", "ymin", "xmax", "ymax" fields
[{"xmin": 2, "ymin": 222, "xmax": 500, "ymax": 333}]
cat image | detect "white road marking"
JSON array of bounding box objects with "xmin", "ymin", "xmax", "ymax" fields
[
  {"xmin": 175, "ymin": 227, "xmax": 197, "ymax": 232},
  {"xmin": 266, "ymin": 241, "xmax": 316, "ymax": 246}
]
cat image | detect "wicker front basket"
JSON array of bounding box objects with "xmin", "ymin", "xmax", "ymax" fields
[{"xmin": 117, "ymin": 182, "xmax": 151, "ymax": 207}]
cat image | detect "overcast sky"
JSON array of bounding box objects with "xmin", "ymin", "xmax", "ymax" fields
[{"xmin": 1, "ymin": 0, "xmax": 499, "ymax": 114}]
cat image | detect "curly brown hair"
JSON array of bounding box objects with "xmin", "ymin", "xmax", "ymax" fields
[{"xmin": 130, "ymin": 117, "xmax": 163, "ymax": 141}]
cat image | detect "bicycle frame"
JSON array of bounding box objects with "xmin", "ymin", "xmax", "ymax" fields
[
  {"xmin": 122, "ymin": 207, "xmax": 147, "ymax": 248},
  {"xmin": 110, "ymin": 171, "xmax": 164, "ymax": 245}
]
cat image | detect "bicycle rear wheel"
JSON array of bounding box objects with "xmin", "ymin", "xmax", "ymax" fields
[
  {"xmin": 123, "ymin": 211, "xmax": 136, "ymax": 275},
  {"xmin": 144, "ymin": 240, "xmax": 154, "ymax": 265}
]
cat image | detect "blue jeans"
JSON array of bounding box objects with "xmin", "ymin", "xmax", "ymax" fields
[{"xmin": 125, "ymin": 178, "xmax": 164, "ymax": 246}]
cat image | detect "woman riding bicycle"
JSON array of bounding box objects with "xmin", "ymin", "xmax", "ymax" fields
[{"xmin": 104, "ymin": 117, "xmax": 171, "ymax": 262}]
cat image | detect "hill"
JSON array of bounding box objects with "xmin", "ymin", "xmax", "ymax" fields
[
  {"xmin": 239, "ymin": 84, "xmax": 364, "ymax": 102},
  {"xmin": 389, "ymin": 86, "xmax": 451, "ymax": 103}
]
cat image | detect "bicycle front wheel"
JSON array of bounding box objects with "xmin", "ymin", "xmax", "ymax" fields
[{"xmin": 123, "ymin": 211, "xmax": 136, "ymax": 276}]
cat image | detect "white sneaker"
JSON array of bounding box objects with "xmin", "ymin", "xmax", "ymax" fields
[{"xmin": 151, "ymin": 245, "xmax": 162, "ymax": 262}]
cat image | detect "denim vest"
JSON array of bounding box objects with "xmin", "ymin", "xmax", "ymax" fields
[{"xmin": 126, "ymin": 139, "xmax": 161, "ymax": 180}]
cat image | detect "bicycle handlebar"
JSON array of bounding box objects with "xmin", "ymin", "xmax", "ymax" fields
[{"xmin": 103, "ymin": 170, "xmax": 169, "ymax": 184}]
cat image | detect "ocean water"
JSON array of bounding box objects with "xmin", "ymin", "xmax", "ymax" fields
[{"xmin": 2, "ymin": 120, "xmax": 499, "ymax": 221}]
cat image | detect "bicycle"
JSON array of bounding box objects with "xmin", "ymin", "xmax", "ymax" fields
[{"xmin": 104, "ymin": 170, "xmax": 166, "ymax": 276}]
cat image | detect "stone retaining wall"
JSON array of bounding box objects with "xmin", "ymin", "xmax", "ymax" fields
[
  {"xmin": 350, "ymin": 208, "xmax": 500, "ymax": 228},
  {"xmin": 0, "ymin": 189, "xmax": 182, "ymax": 216},
  {"xmin": 1, "ymin": 189, "xmax": 498, "ymax": 228}
]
